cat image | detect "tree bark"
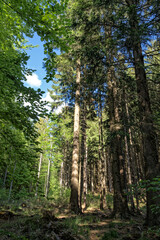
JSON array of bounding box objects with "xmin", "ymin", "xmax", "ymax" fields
[
  {"xmin": 123, "ymin": 88, "xmax": 140, "ymax": 212},
  {"xmin": 35, "ymin": 153, "xmax": 43, "ymax": 197},
  {"xmin": 83, "ymin": 144, "xmax": 87, "ymax": 210},
  {"xmin": 98, "ymin": 100, "xmax": 107, "ymax": 210},
  {"xmin": 107, "ymin": 147, "xmax": 113, "ymax": 193},
  {"xmin": 80, "ymin": 101, "xmax": 87, "ymax": 211},
  {"xmin": 108, "ymin": 71, "xmax": 129, "ymax": 217},
  {"xmin": 106, "ymin": 26, "xmax": 129, "ymax": 217},
  {"xmin": 126, "ymin": 0, "xmax": 160, "ymax": 225},
  {"xmin": 45, "ymin": 157, "xmax": 50, "ymax": 198},
  {"xmin": 70, "ymin": 59, "xmax": 81, "ymax": 213}
]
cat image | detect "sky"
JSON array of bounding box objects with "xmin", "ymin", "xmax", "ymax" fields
[
  {"xmin": 24, "ymin": 33, "xmax": 66, "ymax": 114},
  {"xmin": 24, "ymin": 33, "xmax": 53, "ymax": 103}
]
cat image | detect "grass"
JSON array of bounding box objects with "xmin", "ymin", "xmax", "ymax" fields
[{"xmin": 62, "ymin": 216, "xmax": 90, "ymax": 237}]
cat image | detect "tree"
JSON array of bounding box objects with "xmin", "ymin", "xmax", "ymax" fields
[
  {"xmin": 70, "ymin": 59, "xmax": 81, "ymax": 213},
  {"xmin": 124, "ymin": 0, "xmax": 160, "ymax": 225}
]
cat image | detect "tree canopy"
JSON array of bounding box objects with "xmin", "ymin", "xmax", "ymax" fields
[{"xmin": 0, "ymin": 1, "xmax": 160, "ymax": 238}]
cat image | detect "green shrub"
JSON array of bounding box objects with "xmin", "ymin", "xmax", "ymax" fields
[
  {"xmin": 106, "ymin": 194, "xmax": 113, "ymax": 209},
  {"xmin": 86, "ymin": 193, "xmax": 100, "ymax": 208},
  {"xmin": 0, "ymin": 187, "xmax": 9, "ymax": 202},
  {"xmin": 148, "ymin": 177, "xmax": 160, "ymax": 215}
]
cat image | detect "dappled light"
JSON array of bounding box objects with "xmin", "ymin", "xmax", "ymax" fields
[{"xmin": 0, "ymin": 0, "xmax": 160, "ymax": 239}]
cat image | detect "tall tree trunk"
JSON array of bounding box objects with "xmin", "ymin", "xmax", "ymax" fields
[
  {"xmin": 3, "ymin": 166, "xmax": 8, "ymax": 188},
  {"xmin": 98, "ymin": 100, "xmax": 107, "ymax": 210},
  {"xmin": 126, "ymin": 1, "xmax": 160, "ymax": 225},
  {"xmin": 8, "ymin": 161, "xmax": 16, "ymax": 201},
  {"xmin": 94, "ymin": 156, "xmax": 100, "ymax": 192},
  {"xmin": 60, "ymin": 162, "xmax": 63, "ymax": 188},
  {"xmin": 108, "ymin": 71, "xmax": 129, "ymax": 217},
  {"xmin": 78, "ymin": 158, "xmax": 81, "ymax": 207},
  {"xmin": 83, "ymin": 144, "xmax": 88, "ymax": 210},
  {"xmin": 128, "ymin": 128, "xmax": 140, "ymax": 212},
  {"xmin": 45, "ymin": 158, "xmax": 51, "ymax": 198},
  {"xmin": 124, "ymin": 131, "xmax": 135, "ymax": 211},
  {"xmin": 80, "ymin": 101, "xmax": 87, "ymax": 211},
  {"xmin": 70, "ymin": 59, "xmax": 81, "ymax": 213},
  {"xmin": 61, "ymin": 142, "xmax": 67, "ymax": 189},
  {"xmin": 66, "ymin": 141, "xmax": 71, "ymax": 188},
  {"xmin": 91, "ymin": 160, "xmax": 94, "ymax": 193},
  {"xmin": 121, "ymin": 86, "xmax": 135, "ymax": 212},
  {"xmin": 107, "ymin": 147, "xmax": 113, "ymax": 193},
  {"xmin": 35, "ymin": 153, "xmax": 43, "ymax": 197},
  {"xmin": 123, "ymin": 87, "xmax": 140, "ymax": 212},
  {"xmin": 106, "ymin": 26, "xmax": 129, "ymax": 217}
]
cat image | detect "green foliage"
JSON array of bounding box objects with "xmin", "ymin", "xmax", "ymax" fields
[
  {"xmin": 4, "ymin": 0, "xmax": 72, "ymax": 82},
  {"xmin": 138, "ymin": 226, "xmax": 160, "ymax": 240},
  {"xmin": 0, "ymin": 0, "xmax": 50, "ymax": 201},
  {"xmin": 131, "ymin": 177, "xmax": 160, "ymax": 214},
  {"xmin": 129, "ymin": 182, "xmax": 146, "ymax": 204},
  {"xmin": 86, "ymin": 193, "xmax": 100, "ymax": 208},
  {"xmin": 147, "ymin": 177, "xmax": 160, "ymax": 215},
  {"xmin": 0, "ymin": 229, "xmax": 28, "ymax": 240},
  {"xmin": 62, "ymin": 216, "xmax": 90, "ymax": 237},
  {"xmin": 63, "ymin": 217, "xmax": 81, "ymax": 233},
  {"xmin": 0, "ymin": 187, "xmax": 9, "ymax": 202},
  {"xmin": 35, "ymin": 116, "xmax": 66, "ymax": 198},
  {"xmin": 106, "ymin": 194, "xmax": 113, "ymax": 209},
  {"xmin": 101, "ymin": 230, "xmax": 119, "ymax": 240}
]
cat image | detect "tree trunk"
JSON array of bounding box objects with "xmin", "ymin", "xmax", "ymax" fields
[
  {"xmin": 106, "ymin": 26, "xmax": 129, "ymax": 217},
  {"xmin": 8, "ymin": 161, "xmax": 16, "ymax": 201},
  {"xmin": 60, "ymin": 162, "xmax": 64, "ymax": 194},
  {"xmin": 98, "ymin": 100, "xmax": 107, "ymax": 210},
  {"xmin": 70, "ymin": 59, "xmax": 81, "ymax": 213},
  {"xmin": 107, "ymin": 147, "xmax": 113, "ymax": 193},
  {"xmin": 61, "ymin": 142, "xmax": 68, "ymax": 188},
  {"xmin": 123, "ymin": 88, "xmax": 140, "ymax": 212},
  {"xmin": 66, "ymin": 141, "xmax": 71, "ymax": 188},
  {"xmin": 121, "ymin": 86, "xmax": 136, "ymax": 212},
  {"xmin": 80, "ymin": 101, "xmax": 87, "ymax": 211},
  {"xmin": 45, "ymin": 158, "xmax": 50, "ymax": 198},
  {"xmin": 3, "ymin": 166, "xmax": 8, "ymax": 188},
  {"xmin": 91, "ymin": 161, "xmax": 94, "ymax": 193},
  {"xmin": 35, "ymin": 153, "xmax": 43, "ymax": 197},
  {"xmin": 94, "ymin": 156, "xmax": 100, "ymax": 192},
  {"xmin": 124, "ymin": 131, "xmax": 135, "ymax": 211},
  {"xmin": 108, "ymin": 74, "xmax": 129, "ymax": 217},
  {"xmin": 83, "ymin": 144, "xmax": 87, "ymax": 210},
  {"xmin": 126, "ymin": 1, "xmax": 160, "ymax": 225}
]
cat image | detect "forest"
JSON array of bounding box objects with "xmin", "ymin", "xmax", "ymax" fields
[{"xmin": 0, "ymin": 0, "xmax": 160, "ymax": 239}]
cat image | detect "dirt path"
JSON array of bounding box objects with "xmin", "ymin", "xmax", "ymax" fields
[
  {"xmin": 58, "ymin": 208, "xmax": 115, "ymax": 240},
  {"xmin": 57, "ymin": 208, "xmax": 147, "ymax": 240},
  {"xmin": 81, "ymin": 208, "xmax": 111, "ymax": 240},
  {"xmin": 87, "ymin": 220, "xmax": 111, "ymax": 240}
]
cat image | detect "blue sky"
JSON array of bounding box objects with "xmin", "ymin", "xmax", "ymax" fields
[
  {"xmin": 25, "ymin": 33, "xmax": 53, "ymax": 102},
  {"xmin": 24, "ymin": 33, "xmax": 66, "ymax": 113}
]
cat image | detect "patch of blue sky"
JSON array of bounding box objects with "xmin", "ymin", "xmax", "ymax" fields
[
  {"xmin": 24, "ymin": 32, "xmax": 64, "ymax": 112},
  {"xmin": 24, "ymin": 32, "xmax": 52, "ymax": 93}
]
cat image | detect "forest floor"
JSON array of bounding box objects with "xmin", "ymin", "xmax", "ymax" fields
[{"xmin": 0, "ymin": 200, "xmax": 160, "ymax": 240}]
